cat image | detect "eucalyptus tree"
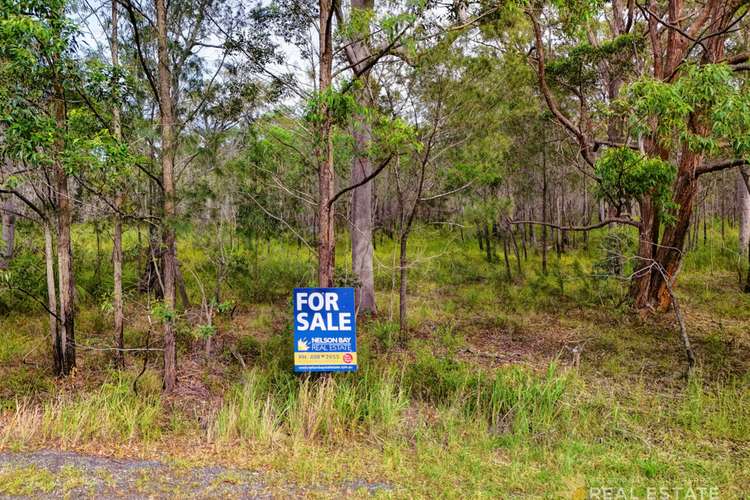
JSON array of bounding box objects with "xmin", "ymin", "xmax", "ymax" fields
[
  {"xmin": 337, "ymin": 0, "xmax": 379, "ymax": 312},
  {"xmin": 526, "ymin": 0, "xmax": 750, "ymax": 311},
  {"xmin": 111, "ymin": 0, "xmax": 126, "ymax": 365},
  {"xmin": 309, "ymin": 0, "xmax": 435, "ymax": 291},
  {"xmin": 117, "ymin": 0, "xmax": 276, "ymax": 389},
  {"xmin": 0, "ymin": 0, "xmax": 137, "ymax": 375},
  {"xmin": 333, "ymin": 0, "xmax": 418, "ymax": 311},
  {"xmin": 0, "ymin": 0, "xmax": 81, "ymax": 375}
]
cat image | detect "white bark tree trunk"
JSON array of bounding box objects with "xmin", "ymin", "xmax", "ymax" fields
[
  {"xmin": 738, "ymin": 171, "xmax": 750, "ymax": 256},
  {"xmin": 0, "ymin": 196, "xmax": 15, "ymax": 269},
  {"xmin": 44, "ymin": 222, "xmax": 60, "ymax": 374},
  {"xmin": 351, "ymin": 106, "xmax": 376, "ymax": 313}
]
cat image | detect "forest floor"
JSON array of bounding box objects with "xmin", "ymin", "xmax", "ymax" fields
[{"xmin": 0, "ymin": 226, "xmax": 749, "ymax": 497}]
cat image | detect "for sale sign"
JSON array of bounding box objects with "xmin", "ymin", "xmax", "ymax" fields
[{"xmin": 293, "ymin": 288, "xmax": 357, "ymax": 372}]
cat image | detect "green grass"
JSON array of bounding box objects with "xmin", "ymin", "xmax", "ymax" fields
[
  {"xmin": 0, "ymin": 223, "xmax": 749, "ymax": 496},
  {"xmin": 0, "ymin": 464, "xmax": 56, "ymax": 495}
]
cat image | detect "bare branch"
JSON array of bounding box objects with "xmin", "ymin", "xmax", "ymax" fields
[
  {"xmin": 526, "ymin": 11, "xmax": 595, "ymax": 167},
  {"xmin": 510, "ymin": 218, "xmax": 641, "ymax": 231},
  {"xmin": 695, "ymin": 158, "xmax": 749, "ymax": 176},
  {"xmin": 328, "ymin": 153, "xmax": 394, "ymax": 209},
  {"xmin": 419, "ymin": 180, "xmax": 474, "ymax": 202}
]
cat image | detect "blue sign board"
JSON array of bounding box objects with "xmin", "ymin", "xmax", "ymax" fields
[{"xmin": 293, "ymin": 288, "xmax": 357, "ymax": 372}]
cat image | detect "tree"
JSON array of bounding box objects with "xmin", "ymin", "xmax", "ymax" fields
[
  {"xmin": 0, "ymin": 0, "xmax": 80, "ymax": 375},
  {"xmin": 526, "ymin": 0, "xmax": 750, "ymax": 311},
  {"xmin": 154, "ymin": 0, "xmax": 179, "ymax": 391},
  {"xmin": 118, "ymin": 0, "xmax": 276, "ymax": 388},
  {"xmin": 111, "ymin": 0, "xmax": 125, "ymax": 367},
  {"xmin": 340, "ymin": 0, "xmax": 378, "ymax": 312}
]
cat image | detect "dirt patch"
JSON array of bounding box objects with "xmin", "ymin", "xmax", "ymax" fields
[{"xmin": 458, "ymin": 314, "xmax": 579, "ymax": 369}]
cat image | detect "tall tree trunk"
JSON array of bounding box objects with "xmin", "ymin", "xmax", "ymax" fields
[
  {"xmin": 351, "ymin": 95, "xmax": 376, "ymax": 312},
  {"xmin": 113, "ymin": 194, "xmax": 124, "ymax": 366},
  {"xmin": 0, "ymin": 196, "xmax": 16, "ymax": 269},
  {"xmin": 45, "ymin": 222, "xmax": 61, "ymax": 375},
  {"xmin": 156, "ymin": 0, "xmax": 177, "ymax": 391},
  {"xmin": 53, "ymin": 83, "xmax": 75, "ymax": 376},
  {"xmin": 738, "ymin": 171, "xmax": 750, "ymax": 256},
  {"xmin": 649, "ymin": 142, "xmax": 703, "ymax": 311},
  {"xmin": 94, "ymin": 222, "xmax": 102, "ymax": 295},
  {"xmin": 541, "ymin": 153, "xmax": 548, "ymax": 274},
  {"xmin": 175, "ymin": 262, "xmax": 190, "ymax": 308},
  {"xmin": 502, "ymin": 232, "xmax": 512, "ymax": 281},
  {"xmin": 631, "ymin": 131, "xmax": 668, "ymax": 307},
  {"xmin": 555, "ymin": 186, "xmax": 562, "ymax": 258},
  {"xmin": 111, "ymin": 0, "xmax": 124, "ymax": 367},
  {"xmin": 582, "ymin": 175, "xmax": 589, "ymax": 249},
  {"xmin": 508, "ymin": 225, "xmax": 523, "ymax": 276},
  {"xmin": 642, "ymin": 0, "xmax": 733, "ymax": 311},
  {"xmin": 484, "ymin": 224, "xmax": 493, "ymax": 263},
  {"xmin": 56, "ymin": 161, "xmax": 75, "ymax": 375},
  {"xmin": 631, "ymin": 196, "xmax": 655, "ymax": 307},
  {"xmin": 702, "ymin": 196, "xmax": 707, "ymax": 247},
  {"xmin": 346, "ymin": 0, "xmax": 377, "ymax": 314},
  {"xmin": 398, "ymin": 231, "xmax": 408, "ymax": 340},
  {"xmin": 317, "ymin": 0, "xmax": 335, "ymax": 287}
]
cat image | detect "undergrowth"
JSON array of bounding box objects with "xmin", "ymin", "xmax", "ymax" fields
[{"xmin": 0, "ymin": 223, "xmax": 749, "ymax": 495}]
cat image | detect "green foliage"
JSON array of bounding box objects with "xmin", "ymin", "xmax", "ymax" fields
[
  {"xmin": 151, "ymin": 302, "xmax": 176, "ymax": 323},
  {"xmin": 338, "ymin": 6, "xmax": 375, "ymax": 40},
  {"xmin": 0, "ymin": 0, "xmax": 73, "ymax": 162},
  {"xmin": 594, "ymin": 147, "xmax": 676, "ymax": 216},
  {"xmin": 549, "ymin": 0, "xmax": 605, "ymax": 30},
  {"xmin": 7, "ymin": 370, "xmax": 164, "ymax": 446},
  {"xmin": 211, "ymin": 364, "xmax": 409, "ymax": 443},
  {"xmin": 0, "ymin": 250, "xmax": 47, "ymax": 314},
  {"xmin": 64, "ymin": 127, "xmax": 141, "ymax": 185},
  {"xmin": 373, "ymin": 114, "xmax": 420, "ymax": 154},
  {"xmin": 332, "ymin": 266, "xmax": 361, "ymax": 288},
  {"xmin": 463, "ymin": 198, "xmax": 513, "ymax": 228},
  {"xmin": 226, "ymin": 244, "xmax": 314, "ymax": 302},
  {"xmin": 547, "ymin": 33, "xmax": 643, "ymax": 89},
  {"xmin": 304, "ymin": 87, "xmax": 360, "ymax": 126},
  {"xmin": 623, "ymin": 64, "xmax": 750, "ymax": 159},
  {"xmin": 194, "ymin": 323, "xmax": 216, "ymax": 340}
]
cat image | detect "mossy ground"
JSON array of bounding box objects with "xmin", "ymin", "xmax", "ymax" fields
[{"xmin": 0, "ymin": 223, "xmax": 747, "ymax": 497}]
